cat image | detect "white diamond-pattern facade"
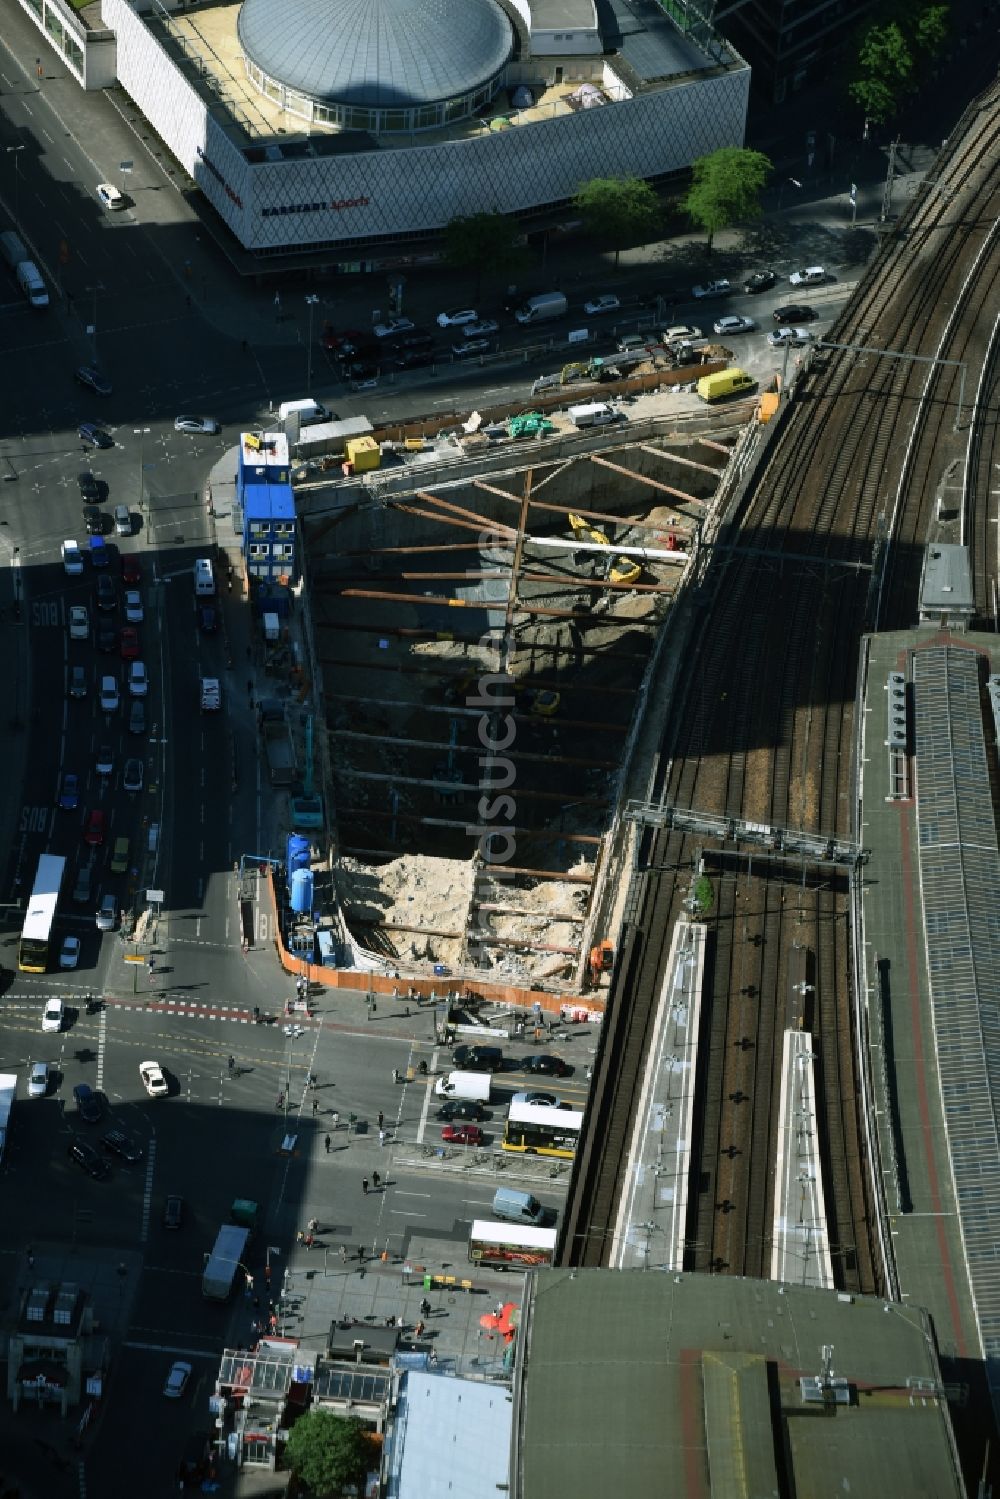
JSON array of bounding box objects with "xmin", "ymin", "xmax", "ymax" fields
[{"xmin": 103, "ymin": 0, "xmax": 748, "ymax": 255}]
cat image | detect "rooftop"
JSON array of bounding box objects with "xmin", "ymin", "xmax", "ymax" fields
[
  {"xmin": 516, "ymin": 1271, "xmax": 964, "ymax": 1499},
  {"xmin": 918, "ymin": 543, "xmax": 974, "ymax": 616}
]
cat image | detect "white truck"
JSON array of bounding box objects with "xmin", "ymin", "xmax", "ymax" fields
[
  {"xmin": 515, "ymin": 291, "xmax": 568, "ymax": 326},
  {"xmin": 200, "ymin": 677, "xmax": 221, "ymax": 711},
  {"xmin": 202, "ymin": 1223, "xmax": 250, "ymax": 1299},
  {"xmin": 434, "ymin": 1070, "xmax": 492, "ymax": 1102},
  {"xmin": 0, "ymin": 1073, "xmax": 16, "ymax": 1162}
]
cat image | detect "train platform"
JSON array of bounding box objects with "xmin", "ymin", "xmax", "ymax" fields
[{"xmin": 857, "ymin": 629, "xmax": 991, "ymax": 1367}]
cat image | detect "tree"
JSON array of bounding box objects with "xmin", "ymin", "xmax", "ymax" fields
[
  {"xmin": 573, "ymin": 176, "xmax": 662, "ymax": 266},
  {"xmin": 848, "ymin": 5, "xmax": 950, "ymax": 124},
  {"xmin": 283, "ymin": 1410, "xmax": 371, "ymax": 1496},
  {"xmin": 443, "ymin": 211, "xmax": 522, "ymax": 299},
  {"xmin": 913, "ymin": 3, "xmax": 950, "ymax": 56},
  {"xmin": 681, "ymin": 147, "xmax": 772, "ymax": 251}
]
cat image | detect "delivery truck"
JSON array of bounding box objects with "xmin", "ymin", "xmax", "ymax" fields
[
  {"xmin": 434, "ymin": 1070, "xmax": 492, "ymax": 1102},
  {"xmin": 202, "ymin": 1223, "xmax": 250, "ymax": 1299},
  {"xmin": 514, "ymin": 291, "xmax": 568, "ymax": 326}
]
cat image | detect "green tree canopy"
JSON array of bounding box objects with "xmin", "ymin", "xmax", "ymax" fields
[
  {"xmin": 573, "ymin": 175, "xmax": 662, "ymax": 265},
  {"xmin": 443, "ymin": 211, "xmax": 523, "ymax": 298},
  {"xmin": 283, "ymin": 1411, "xmax": 371, "ymax": 1497},
  {"xmin": 848, "ymin": 5, "xmax": 951, "ymax": 124},
  {"xmin": 681, "ymin": 147, "xmax": 772, "ymax": 251}
]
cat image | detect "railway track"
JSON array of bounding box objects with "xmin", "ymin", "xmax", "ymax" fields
[{"xmin": 563, "ymin": 75, "xmax": 1000, "ymax": 1282}]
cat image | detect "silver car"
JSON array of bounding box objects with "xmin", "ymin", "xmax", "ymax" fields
[
  {"xmin": 174, "ymin": 415, "xmax": 221, "ymax": 435},
  {"xmin": 28, "ymin": 1060, "xmax": 50, "ymax": 1098},
  {"xmin": 96, "ymin": 894, "xmax": 117, "ymax": 931}
]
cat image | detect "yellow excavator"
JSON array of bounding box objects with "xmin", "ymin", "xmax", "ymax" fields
[{"xmin": 567, "ymin": 513, "xmax": 641, "ymax": 585}]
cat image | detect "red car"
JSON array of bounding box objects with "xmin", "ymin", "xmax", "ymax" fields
[
  {"xmin": 119, "ymin": 626, "xmax": 140, "ymax": 659},
  {"xmin": 121, "ymin": 554, "xmax": 141, "ymax": 584},
  {"xmin": 441, "ymin": 1124, "xmax": 483, "ymax": 1146},
  {"xmin": 83, "ymin": 809, "xmax": 106, "ymax": 846}
]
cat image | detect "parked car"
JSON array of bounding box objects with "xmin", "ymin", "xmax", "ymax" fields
[
  {"xmin": 78, "ymin": 470, "xmax": 102, "ymax": 502},
  {"xmin": 127, "ymin": 661, "xmax": 148, "ymax": 697},
  {"xmin": 393, "ymin": 350, "xmax": 434, "ymax": 370},
  {"xmin": 373, "ymin": 317, "xmax": 415, "ymax": 339},
  {"xmin": 83, "ymin": 808, "xmax": 107, "ymax": 846},
  {"xmin": 42, "ymin": 996, "xmax": 65, "ymax": 1032},
  {"xmin": 744, "ymin": 270, "xmax": 777, "ymax": 293},
  {"xmin": 436, "ymin": 1100, "xmax": 486, "ymax": 1122},
  {"xmin": 462, "ymin": 319, "xmax": 499, "ymax": 339},
  {"xmin": 83, "ymin": 506, "xmax": 104, "ymax": 536},
  {"xmin": 59, "ymin": 935, "xmax": 81, "ymax": 969},
  {"xmin": 347, "ymin": 363, "xmax": 380, "ymax": 390},
  {"xmin": 453, "ymin": 1044, "xmax": 503, "ymax": 1071},
  {"xmin": 68, "ymin": 1138, "xmax": 110, "ymax": 1179},
  {"xmin": 713, "ymin": 315, "xmax": 756, "ymax": 335},
  {"xmin": 121, "ymin": 554, "xmax": 141, "ymax": 584},
  {"xmin": 119, "ymin": 626, "xmax": 140, "ymax": 660},
  {"xmin": 162, "ymin": 1195, "xmax": 185, "ymax": 1229},
  {"xmin": 75, "ymin": 364, "xmax": 112, "ymax": 396},
  {"xmin": 128, "ymin": 700, "xmax": 146, "ymax": 735},
  {"xmin": 692, "ymin": 279, "xmax": 731, "ymax": 299},
  {"xmin": 96, "ymin": 893, "xmax": 117, "ymax": 931},
  {"xmin": 59, "ymin": 772, "xmax": 81, "ymax": 810},
  {"xmin": 661, "ymin": 324, "xmax": 701, "ymax": 344},
  {"xmin": 69, "ymin": 665, "xmax": 88, "ymax": 699},
  {"xmin": 124, "ymin": 590, "xmax": 143, "ymax": 624},
  {"xmin": 583, "ymin": 294, "xmax": 620, "ymax": 316},
  {"xmin": 73, "ymin": 1082, "xmax": 103, "ymax": 1122},
  {"xmin": 436, "ymin": 308, "xmax": 478, "ymax": 327},
  {"xmin": 174, "ymin": 415, "xmax": 221, "ymax": 434},
  {"xmin": 140, "ymin": 1060, "xmax": 169, "ymax": 1097},
  {"xmin": 521, "ymin": 1053, "xmax": 571, "ymax": 1077},
  {"xmin": 773, "ymin": 304, "xmax": 818, "ymax": 324},
  {"xmin": 96, "ymin": 621, "xmax": 115, "ymax": 652},
  {"xmin": 441, "ymin": 1123, "xmax": 484, "ymax": 1145},
  {"xmin": 62, "ymin": 540, "xmax": 84, "ymax": 575},
  {"xmin": 102, "ymin": 1128, "xmax": 143, "ymax": 1163},
  {"xmin": 163, "ymin": 1361, "xmax": 192, "ymax": 1398},
  {"xmin": 123, "ymin": 757, "xmax": 144, "ymax": 794},
  {"xmin": 451, "ymin": 339, "xmax": 491, "ymax": 359},
  {"xmin": 78, "ymin": 422, "xmax": 114, "ymax": 449},
  {"xmin": 27, "ymin": 1061, "xmax": 50, "ymax": 1098},
  {"xmin": 789, "ymin": 265, "xmax": 827, "ymax": 286},
  {"xmin": 99, "ymin": 675, "xmax": 119, "ymax": 713},
  {"xmin": 767, "ymin": 326, "xmax": 814, "ymax": 348},
  {"xmin": 96, "ymin": 575, "xmax": 116, "ymax": 612},
  {"xmin": 198, "ymin": 606, "xmax": 218, "ymax": 634},
  {"xmin": 96, "ymin": 744, "xmax": 114, "ymax": 776},
  {"xmin": 69, "ymin": 605, "xmax": 89, "ymax": 641}
]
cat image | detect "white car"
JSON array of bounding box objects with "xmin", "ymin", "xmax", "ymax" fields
[
  {"xmin": 59, "ymin": 935, "xmax": 81, "ymax": 970},
  {"xmin": 164, "ymin": 1360, "xmax": 192, "ymax": 1398},
  {"xmin": 100, "ymin": 675, "xmax": 120, "ymax": 713},
  {"xmin": 69, "ymin": 605, "xmax": 89, "ymax": 640},
  {"xmin": 42, "ymin": 996, "xmax": 65, "ymax": 1032},
  {"xmin": 436, "ymin": 308, "xmax": 478, "ymax": 328},
  {"xmin": 767, "ymin": 326, "xmax": 814, "ymax": 348},
  {"xmin": 96, "ymin": 182, "xmax": 125, "ymax": 211},
  {"xmin": 28, "ymin": 1061, "xmax": 50, "ymax": 1098},
  {"xmin": 124, "ymin": 590, "xmax": 143, "ymax": 624},
  {"xmin": 789, "ymin": 265, "xmax": 826, "ymax": 286},
  {"xmin": 692, "ymin": 279, "xmax": 731, "ymax": 299},
  {"xmin": 61, "ymin": 540, "xmax": 84, "ymax": 576},
  {"xmin": 462, "ymin": 319, "xmax": 499, "ymax": 339},
  {"xmin": 96, "ymin": 894, "xmax": 117, "ymax": 931},
  {"xmin": 140, "ymin": 1060, "xmax": 168, "ymax": 1097},
  {"xmin": 713, "ymin": 315, "xmax": 756, "ymax": 335},
  {"xmin": 661, "ymin": 324, "xmax": 701, "ymax": 343},
  {"xmin": 128, "ymin": 661, "xmax": 148, "ymax": 697},
  {"xmin": 583, "ymin": 294, "xmax": 620, "ymax": 316},
  {"xmin": 372, "ymin": 317, "xmax": 415, "ymax": 339}
]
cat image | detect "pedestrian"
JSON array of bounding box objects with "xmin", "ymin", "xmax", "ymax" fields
[
  {"xmin": 377, "ymin": 1110, "xmax": 384, "ymax": 1129},
  {"xmin": 358, "ymin": 1245, "xmax": 365, "ymax": 1262},
  {"xmin": 324, "ymin": 1133, "xmax": 332, "ymax": 1154},
  {"xmin": 420, "ymin": 1297, "xmax": 431, "ymax": 1318},
  {"xmin": 414, "ymin": 1320, "xmax": 425, "ymax": 1338},
  {"xmin": 228, "ymin": 1055, "xmax": 235, "ymax": 1074},
  {"xmin": 308, "ymin": 1218, "xmax": 318, "ymax": 1233},
  {"xmin": 362, "ymin": 1177, "xmax": 369, "ymax": 1195},
  {"xmin": 379, "ymin": 1129, "xmax": 386, "ymax": 1147},
  {"xmin": 429, "ymin": 1348, "xmax": 438, "ymax": 1367},
  {"xmin": 392, "ymin": 1067, "xmax": 400, "ymax": 1084},
  {"xmin": 495, "ymin": 1300, "xmax": 504, "ymax": 1318},
  {"xmin": 296, "ymin": 1230, "xmax": 304, "ymax": 1245},
  {"xmin": 264, "ymin": 1264, "xmax": 271, "ymax": 1284},
  {"xmin": 371, "ymin": 1170, "xmax": 381, "ymax": 1190},
  {"xmin": 332, "ymin": 1110, "xmax": 340, "ymax": 1129},
  {"xmin": 312, "ymin": 1098, "xmax": 319, "ymax": 1116},
  {"xmin": 340, "ymin": 1244, "xmax": 348, "ymax": 1262},
  {"xmin": 304, "ymin": 1233, "xmax": 314, "ymax": 1250},
  {"xmin": 269, "ymin": 1313, "xmax": 277, "ymax": 1333}
]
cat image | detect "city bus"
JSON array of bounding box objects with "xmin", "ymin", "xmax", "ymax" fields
[
  {"xmin": 468, "ymin": 1220, "xmax": 558, "ymax": 1269},
  {"xmin": 18, "ymin": 854, "xmax": 66, "ymax": 973},
  {"xmin": 501, "ymin": 1100, "xmax": 584, "ymax": 1159}
]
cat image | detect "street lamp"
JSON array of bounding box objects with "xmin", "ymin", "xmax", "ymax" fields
[
  {"xmin": 133, "ymin": 427, "xmax": 150, "ymax": 515},
  {"xmin": 5, "ymin": 146, "xmax": 25, "ymax": 225},
  {"xmin": 304, "ymin": 294, "xmax": 319, "ymax": 395}
]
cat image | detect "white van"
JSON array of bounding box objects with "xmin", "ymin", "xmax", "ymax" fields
[
  {"xmin": 492, "ymin": 1187, "xmax": 548, "ymax": 1226},
  {"xmin": 193, "ymin": 558, "xmax": 215, "ymax": 596},
  {"xmin": 434, "ymin": 1071, "xmax": 492, "ymax": 1102},
  {"xmin": 278, "ymin": 397, "xmax": 331, "ymax": 427},
  {"xmin": 16, "ymin": 261, "xmax": 49, "ymax": 308}
]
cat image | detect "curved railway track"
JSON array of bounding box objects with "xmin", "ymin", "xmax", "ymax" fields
[{"xmin": 565, "ymin": 76, "xmax": 1000, "ymax": 1282}]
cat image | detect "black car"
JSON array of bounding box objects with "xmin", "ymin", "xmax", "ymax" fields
[
  {"xmin": 398, "ymin": 333, "xmax": 434, "ymax": 352},
  {"xmin": 744, "ymin": 270, "xmax": 777, "ymax": 294},
  {"xmin": 96, "ymin": 575, "xmax": 116, "ymax": 612},
  {"xmin": 453, "ymin": 1044, "xmax": 504, "ymax": 1072},
  {"xmin": 772, "ymin": 303, "xmax": 817, "ymax": 324},
  {"xmin": 394, "ymin": 350, "xmax": 434, "ymax": 370},
  {"xmin": 68, "ymin": 1138, "xmax": 110, "ymax": 1179},
  {"xmin": 78, "ymin": 470, "xmax": 102, "ymax": 502},
  {"xmin": 198, "ymin": 605, "xmax": 218, "ymax": 634},
  {"xmin": 436, "ymin": 1100, "xmax": 487, "ymax": 1122},
  {"xmin": 102, "ymin": 1128, "xmax": 143, "ymax": 1163},
  {"xmin": 96, "ymin": 620, "xmax": 116, "ymax": 653},
  {"xmin": 76, "ymin": 364, "xmax": 112, "ymax": 396},
  {"xmin": 162, "ymin": 1195, "xmax": 185, "ymax": 1229},
  {"xmin": 84, "ymin": 506, "xmax": 104, "ymax": 536},
  {"xmin": 73, "ymin": 1083, "xmax": 103, "ymax": 1123},
  {"xmin": 522, "ymin": 1053, "xmax": 571, "ymax": 1078},
  {"xmin": 79, "ymin": 422, "xmax": 114, "ymax": 449},
  {"xmin": 128, "ymin": 699, "xmax": 146, "ymax": 735}
]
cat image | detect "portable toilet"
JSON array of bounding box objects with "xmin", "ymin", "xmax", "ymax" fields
[
  {"xmin": 286, "ymin": 834, "xmax": 310, "ymax": 875},
  {"xmin": 290, "ymin": 867, "xmax": 314, "ymax": 914}
]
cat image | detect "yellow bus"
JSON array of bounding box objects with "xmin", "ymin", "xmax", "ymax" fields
[
  {"xmin": 18, "ymin": 854, "xmax": 66, "ymax": 972},
  {"xmin": 502, "ymin": 1100, "xmax": 584, "ymax": 1159}
]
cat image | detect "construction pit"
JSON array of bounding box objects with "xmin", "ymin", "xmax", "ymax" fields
[{"xmin": 302, "ymin": 422, "xmax": 735, "ymax": 994}]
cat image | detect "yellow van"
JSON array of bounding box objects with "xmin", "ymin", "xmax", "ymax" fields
[
  {"xmin": 110, "ymin": 836, "xmax": 130, "ymax": 875},
  {"xmin": 697, "ymin": 367, "xmax": 757, "ymax": 403}
]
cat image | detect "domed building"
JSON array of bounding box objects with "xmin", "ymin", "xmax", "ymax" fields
[{"xmin": 237, "ymin": 0, "xmax": 514, "ymax": 134}]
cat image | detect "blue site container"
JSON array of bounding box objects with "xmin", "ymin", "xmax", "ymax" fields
[
  {"xmin": 290, "ymin": 867, "xmax": 314, "ymax": 915},
  {"xmin": 286, "ymin": 834, "xmax": 310, "ymax": 875}
]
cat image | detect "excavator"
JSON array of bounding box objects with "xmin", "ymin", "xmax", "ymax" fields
[{"xmin": 567, "ymin": 512, "xmax": 641, "ymax": 585}]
